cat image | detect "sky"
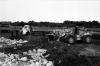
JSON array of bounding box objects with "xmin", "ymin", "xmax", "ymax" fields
[{"xmin": 0, "ymin": 0, "xmax": 100, "ymax": 23}]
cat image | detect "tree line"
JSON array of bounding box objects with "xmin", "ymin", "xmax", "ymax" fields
[{"xmin": 0, "ymin": 20, "xmax": 100, "ymax": 28}]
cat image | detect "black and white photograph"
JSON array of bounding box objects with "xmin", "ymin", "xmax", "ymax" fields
[{"xmin": 0, "ymin": 0, "xmax": 100, "ymax": 66}]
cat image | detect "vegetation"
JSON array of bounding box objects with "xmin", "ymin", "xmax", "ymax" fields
[{"xmin": 0, "ymin": 20, "xmax": 100, "ymax": 28}]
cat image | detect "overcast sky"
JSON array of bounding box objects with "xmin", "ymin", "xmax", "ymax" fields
[{"xmin": 0, "ymin": 0, "xmax": 100, "ymax": 22}]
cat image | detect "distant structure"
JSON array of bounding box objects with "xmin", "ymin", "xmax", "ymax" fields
[{"xmin": 21, "ymin": 25, "xmax": 30, "ymax": 35}]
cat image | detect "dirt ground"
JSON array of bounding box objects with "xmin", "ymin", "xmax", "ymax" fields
[{"xmin": 0, "ymin": 35, "xmax": 100, "ymax": 66}]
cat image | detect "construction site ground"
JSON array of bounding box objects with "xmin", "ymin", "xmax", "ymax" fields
[{"xmin": 0, "ymin": 35, "xmax": 100, "ymax": 66}]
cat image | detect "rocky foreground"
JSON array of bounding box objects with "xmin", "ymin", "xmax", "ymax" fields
[{"xmin": 0, "ymin": 37, "xmax": 100, "ymax": 66}]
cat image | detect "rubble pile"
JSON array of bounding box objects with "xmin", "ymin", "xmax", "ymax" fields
[
  {"xmin": 0, "ymin": 49, "xmax": 54, "ymax": 66},
  {"xmin": 0, "ymin": 37, "xmax": 28, "ymax": 45}
]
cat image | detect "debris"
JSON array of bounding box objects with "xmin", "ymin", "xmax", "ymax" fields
[
  {"xmin": 0, "ymin": 49, "xmax": 53, "ymax": 66},
  {"xmin": 0, "ymin": 37, "xmax": 28, "ymax": 47}
]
